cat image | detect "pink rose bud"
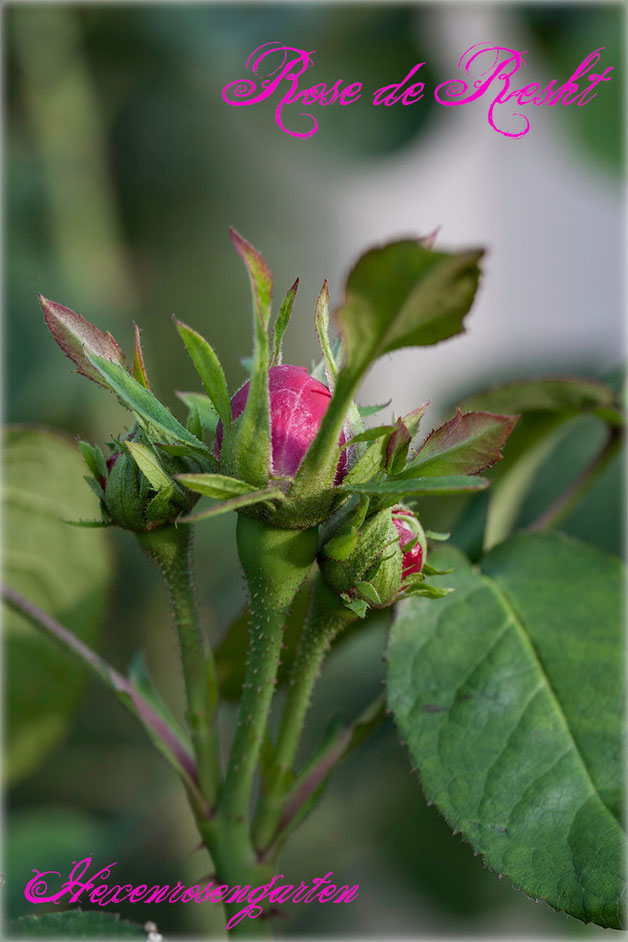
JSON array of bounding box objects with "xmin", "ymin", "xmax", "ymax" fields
[
  {"xmin": 393, "ymin": 508, "xmax": 424, "ymax": 578},
  {"xmin": 215, "ymin": 364, "xmax": 347, "ymax": 482}
]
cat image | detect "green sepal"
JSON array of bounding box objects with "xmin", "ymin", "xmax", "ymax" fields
[
  {"xmin": 132, "ymin": 323, "xmax": 151, "ymax": 390},
  {"xmin": 84, "ymin": 475, "xmax": 106, "ymax": 499},
  {"xmin": 125, "ymin": 440, "xmax": 173, "ymax": 492},
  {"xmin": 179, "ymin": 486, "xmax": 284, "ymax": 523},
  {"xmin": 356, "ymin": 580, "xmax": 382, "ymax": 607},
  {"xmin": 61, "ymin": 518, "xmax": 111, "ymax": 528},
  {"xmin": 321, "ymin": 525, "xmax": 359, "ymax": 561},
  {"xmin": 79, "ymin": 440, "xmax": 107, "ymax": 481},
  {"xmin": 386, "ymin": 417, "xmax": 412, "ymax": 475},
  {"xmin": 85, "ymin": 353, "xmax": 209, "ymax": 457},
  {"xmin": 422, "ymin": 562, "xmax": 454, "ymax": 576},
  {"xmin": 358, "ymin": 401, "xmax": 392, "ymax": 419},
  {"xmin": 314, "ymin": 280, "xmax": 339, "ymax": 388},
  {"xmin": 271, "ymin": 278, "xmax": 299, "ymax": 367},
  {"xmin": 340, "ymin": 594, "xmax": 369, "ymax": 619},
  {"xmin": 175, "ymin": 472, "xmax": 264, "ymax": 500},
  {"xmin": 222, "ymin": 230, "xmax": 273, "ymax": 485},
  {"xmin": 145, "ymin": 484, "xmax": 175, "ymax": 525},
  {"xmin": 402, "ymin": 582, "xmax": 454, "ymax": 599},
  {"xmin": 174, "ymin": 317, "xmax": 231, "ymax": 428},
  {"xmin": 425, "ymin": 529, "xmax": 451, "ymax": 541},
  {"xmin": 175, "ymin": 391, "xmax": 219, "ymax": 434},
  {"xmin": 186, "ymin": 405, "xmax": 203, "ymax": 440}
]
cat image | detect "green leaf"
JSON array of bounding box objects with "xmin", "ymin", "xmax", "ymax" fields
[
  {"xmin": 124, "ymin": 440, "xmax": 172, "ymax": 491},
  {"xmin": 335, "ymin": 240, "xmax": 483, "ymax": 377},
  {"xmin": 387, "ymin": 535, "xmax": 626, "ymax": 929},
  {"xmin": 271, "ymin": 278, "xmax": 299, "ymax": 367},
  {"xmin": 132, "ymin": 323, "xmax": 150, "ymax": 389},
  {"xmin": 460, "ymin": 376, "xmax": 620, "ymax": 417},
  {"xmin": 291, "ymin": 242, "xmax": 483, "ymax": 500},
  {"xmin": 39, "ymin": 295, "xmax": 127, "ymax": 388},
  {"xmin": 2, "ymin": 428, "xmax": 112, "ymax": 782},
  {"xmin": 12, "ymin": 911, "xmax": 146, "ymax": 939},
  {"xmin": 86, "ymin": 353, "xmax": 208, "ymax": 455},
  {"xmin": 174, "ymin": 318, "xmax": 231, "ymax": 427},
  {"xmin": 175, "ymin": 472, "xmax": 261, "ymax": 500},
  {"xmin": 341, "ymin": 475, "xmax": 490, "ymax": 497},
  {"xmin": 176, "ymin": 391, "xmax": 219, "ymax": 434},
  {"xmin": 402, "ymin": 409, "xmax": 518, "ymax": 478}
]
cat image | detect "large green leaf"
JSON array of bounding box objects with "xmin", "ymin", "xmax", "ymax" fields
[
  {"xmin": 387, "ymin": 534, "xmax": 625, "ymax": 928},
  {"xmin": 336, "ymin": 240, "xmax": 483, "ymax": 377},
  {"xmin": 2, "ymin": 427, "xmax": 113, "ymax": 782},
  {"xmin": 12, "ymin": 911, "xmax": 145, "ymax": 939}
]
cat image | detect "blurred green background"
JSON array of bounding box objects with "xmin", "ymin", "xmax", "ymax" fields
[{"xmin": 4, "ymin": 3, "xmax": 624, "ymax": 938}]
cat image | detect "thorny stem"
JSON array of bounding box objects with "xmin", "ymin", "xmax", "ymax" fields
[
  {"xmin": 528, "ymin": 426, "xmax": 623, "ymax": 533},
  {"xmin": 137, "ymin": 524, "xmax": 220, "ymax": 808},
  {"xmin": 253, "ymin": 575, "xmax": 356, "ymax": 851}
]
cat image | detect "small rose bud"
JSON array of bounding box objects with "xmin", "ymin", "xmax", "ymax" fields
[
  {"xmin": 215, "ymin": 364, "xmax": 347, "ymax": 482},
  {"xmin": 392, "ymin": 506, "xmax": 426, "ymax": 579},
  {"xmin": 320, "ymin": 505, "xmax": 428, "ymax": 613},
  {"xmin": 96, "ymin": 429, "xmax": 202, "ymax": 531}
]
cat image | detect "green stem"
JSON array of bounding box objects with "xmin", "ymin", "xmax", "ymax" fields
[
  {"xmin": 218, "ymin": 516, "xmax": 319, "ymax": 830},
  {"xmin": 137, "ymin": 524, "xmax": 219, "ymax": 807},
  {"xmin": 528, "ymin": 427, "xmax": 623, "ymax": 533},
  {"xmin": 253, "ymin": 575, "xmax": 356, "ymax": 850},
  {"xmin": 196, "ymin": 817, "xmax": 273, "ymax": 938}
]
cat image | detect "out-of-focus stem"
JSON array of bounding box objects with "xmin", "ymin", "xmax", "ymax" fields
[{"xmin": 137, "ymin": 525, "xmax": 219, "ymax": 807}]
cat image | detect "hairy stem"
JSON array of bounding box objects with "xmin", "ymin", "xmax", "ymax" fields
[
  {"xmin": 528, "ymin": 427, "xmax": 623, "ymax": 533},
  {"xmin": 218, "ymin": 517, "xmax": 319, "ymax": 831},
  {"xmin": 253, "ymin": 575, "xmax": 356, "ymax": 850},
  {"xmin": 137, "ymin": 524, "xmax": 219, "ymax": 807}
]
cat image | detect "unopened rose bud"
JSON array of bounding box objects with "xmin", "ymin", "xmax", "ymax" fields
[
  {"xmin": 215, "ymin": 364, "xmax": 347, "ymax": 482},
  {"xmin": 320, "ymin": 505, "xmax": 428, "ymax": 614},
  {"xmin": 392, "ymin": 506, "xmax": 426, "ymax": 579},
  {"xmin": 96, "ymin": 429, "xmax": 202, "ymax": 531}
]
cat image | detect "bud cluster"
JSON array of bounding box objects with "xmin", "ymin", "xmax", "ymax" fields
[{"xmin": 41, "ymin": 228, "xmax": 515, "ymax": 608}]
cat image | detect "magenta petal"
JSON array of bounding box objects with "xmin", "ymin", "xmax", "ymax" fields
[
  {"xmin": 393, "ymin": 509, "xmax": 424, "ymax": 578},
  {"xmin": 215, "ymin": 364, "xmax": 347, "ymax": 481}
]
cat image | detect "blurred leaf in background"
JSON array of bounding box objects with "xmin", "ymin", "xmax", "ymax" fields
[{"xmin": 2, "ymin": 428, "xmax": 113, "ymax": 783}]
